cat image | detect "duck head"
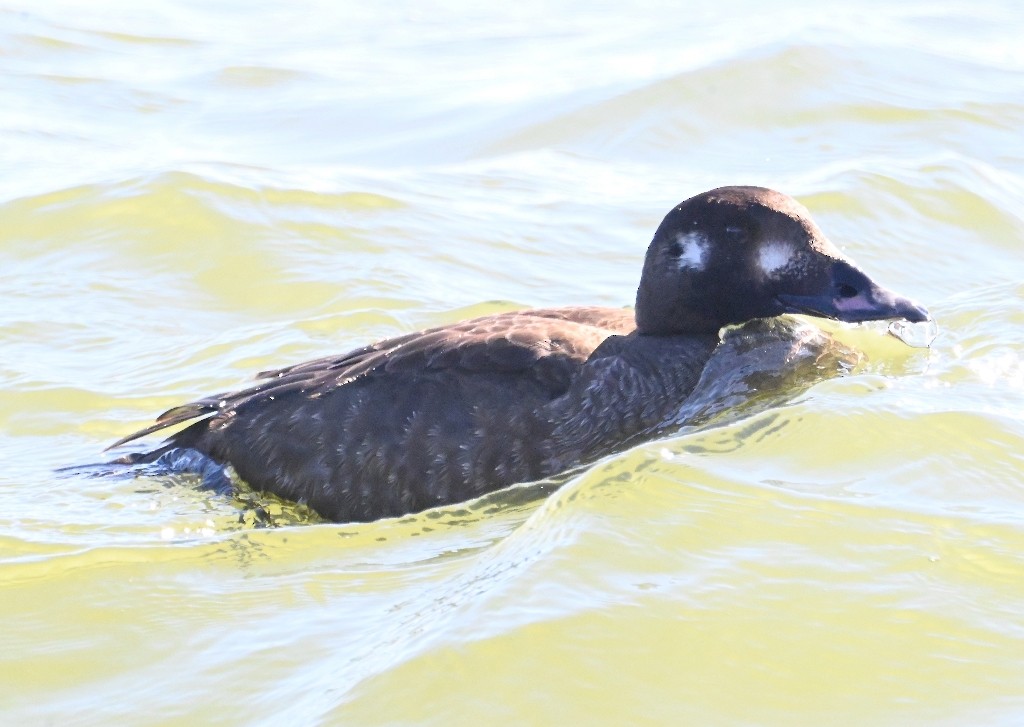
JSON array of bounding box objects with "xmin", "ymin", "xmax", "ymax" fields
[{"xmin": 635, "ymin": 186, "xmax": 929, "ymax": 335}]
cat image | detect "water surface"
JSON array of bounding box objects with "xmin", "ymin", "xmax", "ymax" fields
[{"xmin": 3, "ymin": 1, "xmax": 1024, "ymax": 724}]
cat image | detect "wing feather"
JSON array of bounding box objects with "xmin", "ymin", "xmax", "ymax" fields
[{"xmin": 108, "ymin": 307, "xmax": 634, "ymax": 450}]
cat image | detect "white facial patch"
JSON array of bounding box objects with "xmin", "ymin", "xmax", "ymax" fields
[
  {"xmin": 757, "ymin": 241, "xmax": 795, "ymax": 277},
  {"xmin": 674, "ymin": 231, "xmax": 709, "ymax": 271}
]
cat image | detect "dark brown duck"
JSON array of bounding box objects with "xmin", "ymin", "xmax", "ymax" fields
[{"xmin": 109, "ymin": 186, "xmax": 929, "ymax": 522}]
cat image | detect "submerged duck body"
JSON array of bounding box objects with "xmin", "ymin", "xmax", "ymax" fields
[{"xmin": 110, "ymin": 186, "xmax": 928, "ymax": 523}]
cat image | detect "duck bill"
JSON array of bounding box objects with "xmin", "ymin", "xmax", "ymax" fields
[{"xmin": 777, "ymin": 260, "xmax": 930, "ymax": 324}]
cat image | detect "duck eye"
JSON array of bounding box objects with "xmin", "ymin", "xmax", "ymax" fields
[
  {"xmin": 724, "ymin": 225, "xmax": 746, "ymax": 242},
  {"xmin": 837, "ymin": 283, "xmax": 859, "ymax": 299}
]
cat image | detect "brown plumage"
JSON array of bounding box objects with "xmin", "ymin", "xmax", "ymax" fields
[{"xmin": 109, "ymin": 186, "xmax": 928, "ymax": 522}]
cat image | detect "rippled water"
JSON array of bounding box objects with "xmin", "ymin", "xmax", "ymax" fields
[{"xmin": 4, "ymin": 1, "xmax": 1024, "ymax": 724}]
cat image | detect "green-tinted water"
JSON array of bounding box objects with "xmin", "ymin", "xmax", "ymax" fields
[{"xmin": 3, "ymin": 1, "xmax": 1024, "ymax": 724}]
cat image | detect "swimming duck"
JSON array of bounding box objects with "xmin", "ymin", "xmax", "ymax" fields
[{"xmin": 109, "ymin": 186, "xmax": 929, "ymax": 522}]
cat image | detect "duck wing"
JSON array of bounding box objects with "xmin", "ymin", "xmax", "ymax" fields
[{"xmin": 107, "ymin": 306, "xmax": 632, "ymax": 450}]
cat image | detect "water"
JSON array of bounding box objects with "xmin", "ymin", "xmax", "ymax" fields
[
  {"xmin": 3, "ymin": 1, "xmax": 1024, "ymax": 724},
  {"xmin": 888, "ymin": 318, "xmax": 939, "ymax": 348}
]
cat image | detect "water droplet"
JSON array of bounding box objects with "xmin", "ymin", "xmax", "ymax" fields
[{"xmin": 888, "ymin": 318, "xmax": 939, "ymax": 348}]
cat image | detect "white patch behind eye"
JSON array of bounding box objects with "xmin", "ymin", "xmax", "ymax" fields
[
  {"xmin": 758, "ymin": 241, "xmax": 795, "ymax": 276},
  {"xmin": 675, "ymin": 231, "xmax": 709, "ymax": 271}
]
